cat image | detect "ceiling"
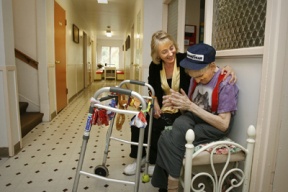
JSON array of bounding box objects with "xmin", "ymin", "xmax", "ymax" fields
[{"xmin": 71, "ymin": 0, "xmax": 136, "ymax": 40}]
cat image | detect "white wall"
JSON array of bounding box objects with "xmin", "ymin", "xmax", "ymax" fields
[
  {"xmin": 0, "ymin": 0, "xmax": 10, "ymax": 148},
  {"xmin": 250, "ymin": 0, "xmax": 288, "ymax": 189},
  {"xmin": 273, "ymin": 55, "xmax": 288, "ymax": 190},
  {"xmin": 0, "ymin": 0, "xmax": 21, "ymax": 156},
  {"xmin": 15, "ymin": 62, "xmax": 39, "ymax": 111},
  {"xmin": 13, "ymin": 0, "xmax": 37, "ymax": 58},
  {"xmin": 139, "ymin": 0, "xmax": 163, "ymax": 94},
  {"xmin": 0, "ymin": 69, "xmax": 8, "ymax": 148},
  {"xmin": 36, "ymin": 1, "xmax": 50, "ymax": 121},
  {"xmin": 46, "ymin": 0, "xmax": 56, "ymax": 118},
  {"xmin": 216, "ymin": 56, "xmax": 262, "ymax": 146},
  {"xmin": 13, "ymin": 0, "xmax": 40, "ymax": 112}
]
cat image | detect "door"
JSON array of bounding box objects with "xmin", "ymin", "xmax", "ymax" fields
[
  {"xmin": 83, "ymin": 32, "xmax": 88, "ymax": 88},
  {"xmin": 87, "ymin": 37, "xmax": 92, "ymax": 85},
  {"xmin": 54, "ymin": 1, "xmax": 67, "ymax": 112}
]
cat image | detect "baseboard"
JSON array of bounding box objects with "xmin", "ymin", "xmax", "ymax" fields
[
  {"xmin": 69, "ymin": 93, "xmax": 78, "ymax": 103},
  {"xmin": 51, "ymin": 111, "xmax": 56, "ymax": 120},
  {"xmin": 68, "ymin": 89, "xmax": 84, "ymax": 104},
  {"xmin": 14, "ymin": 141, "xmax": 21, "ymax": 155},
  {"xmin": 0, "ymin": 141, "xmax": 22, "ymax": 157},
  {"xmin": 77, "ymin": 89, "xmax": 84, "ymax": 94},
  {"xmin": 0, "ymin": 147, "xmax": 9, "ymax": 157}
]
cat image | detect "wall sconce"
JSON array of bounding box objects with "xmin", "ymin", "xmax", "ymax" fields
[
  {"xmin": 136, "ymin": 34, "xmax": 140, "ymax": 39},
  {"xmin": 106, "ymin": 26, "xmax": 112, "ymax": 37}
]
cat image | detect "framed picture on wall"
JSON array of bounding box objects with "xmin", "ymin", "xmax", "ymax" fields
[
  {"xmin": 73, "ymin": 24, "xmax": 79, "ymax": 44},
  {"xmin": 125, "ymin": 35, "xmax": 130, "ymax": 51}
]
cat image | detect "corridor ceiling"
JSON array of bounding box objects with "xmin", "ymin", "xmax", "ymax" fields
[{"xmin": 71, "ymin": 0, "xmax": 135, "ymax": 40}]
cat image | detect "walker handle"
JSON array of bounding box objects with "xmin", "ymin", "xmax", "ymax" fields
[
  {"xmin": 119, "ymin": 80, "xmax": 147, "ymax": 87},
  {"xmin": 110, "ymin": 87, "xmax": 132, "ymax": 96},
  {"xmin": 129, "ymin": 80, "xmax": 146, "ymax": 86}
]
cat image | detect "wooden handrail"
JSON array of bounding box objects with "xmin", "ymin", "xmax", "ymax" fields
[{"xmin": 14, "ymin": 49, "xmax": 38, "ymax": 69}]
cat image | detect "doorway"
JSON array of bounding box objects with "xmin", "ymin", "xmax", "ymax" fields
[{"xmin": 54, "ymin": 1, "xmax": 67, "ymax": 113}]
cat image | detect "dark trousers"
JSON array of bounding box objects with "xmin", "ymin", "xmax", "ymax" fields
[
  {"xmin": 129, "ymin": 112, "xmax": 181, "ymax": 164},
  {"xmin": 151, "ymin": 111, "xmax": 234, "ymax": 189}
]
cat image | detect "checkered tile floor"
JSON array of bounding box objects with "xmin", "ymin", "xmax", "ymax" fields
[{"xmin": 0, "ymin": 80, "xmax": 160, "ymax": 192}]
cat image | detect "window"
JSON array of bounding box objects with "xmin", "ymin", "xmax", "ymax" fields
[
  {"xmin": 212, "ymin": 0, "xmax": 266, "ymax": 50},
  {"xmin": 101, "ymin": 46, "xmax": 119, "ymax": 68}
]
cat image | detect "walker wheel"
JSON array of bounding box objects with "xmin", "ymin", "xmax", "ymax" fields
[{"xmin": 94, "ymin": 165, "xmax": 109, "ymax": 177}]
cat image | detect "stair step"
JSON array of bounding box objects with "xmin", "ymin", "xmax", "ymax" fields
[
  {"xmin": 20, "ymin": 112, "xmax": 44, "ymax": 137},
  {"xmin": 19, "ymin": 102, "xmax": 28, "ymax": 115}
]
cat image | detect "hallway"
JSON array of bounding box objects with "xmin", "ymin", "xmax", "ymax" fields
[{"xmin": 0, "ymin": 80, "xmax": 159, "ymax": 192}]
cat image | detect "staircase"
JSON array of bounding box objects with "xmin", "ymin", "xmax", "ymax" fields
[{"xmin": 19, "ymin": 102, "xmax": 44, "ymax": 137}]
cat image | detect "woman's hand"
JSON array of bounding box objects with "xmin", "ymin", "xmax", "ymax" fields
[
  {"xmin": 222, "ymin": 65, "xmax": 237, "ymax": 84},
  {"xmin": 153, "ymin": 100, "xmax": 162, "ymax": 119}
]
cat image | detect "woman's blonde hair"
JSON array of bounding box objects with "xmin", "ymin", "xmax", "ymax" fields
[{"xmin": 150, "ymin": 30, "xmax": 179, "ymax": 64}]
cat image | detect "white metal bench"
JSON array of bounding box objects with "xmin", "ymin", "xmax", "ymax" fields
[{"xmin": 181, "ymin": 125, "xmax": 256, "ymax": 192}]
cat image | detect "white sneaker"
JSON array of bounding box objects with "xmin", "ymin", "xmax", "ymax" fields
[
  {"xmin": 148, "ymin": 165, "xmax": 155, "ymax": 176},
  {"xmin": 123, "ymin": 157, "xmax": 146, "ymax": 175}
]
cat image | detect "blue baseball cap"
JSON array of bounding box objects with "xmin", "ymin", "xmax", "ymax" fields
[{"xmin": 180, "ymin": 43, "xmax": 216, "ymax": 70}]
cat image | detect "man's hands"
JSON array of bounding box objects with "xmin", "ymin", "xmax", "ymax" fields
[{"xmin": 162, "ymin": 89, "xmax": 193, "ymax": 111}]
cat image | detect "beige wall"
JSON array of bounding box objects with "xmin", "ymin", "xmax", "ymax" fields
[
  {"xmin": 13, "ymin": 0, "xmax": 40, "ymax": 112},
  {"xmin": 55, "ymin": 0, "xmax": 95, "ymax": 102}
]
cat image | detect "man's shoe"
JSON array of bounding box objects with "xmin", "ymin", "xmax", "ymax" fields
[{"xmin": 123, "ymin": 157, "xmax": 146, "ymax": 175}]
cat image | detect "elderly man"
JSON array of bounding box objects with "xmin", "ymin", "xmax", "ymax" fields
[{"xmin": 151, "ymin": 43, "xmax": 239, "ymax": 192}]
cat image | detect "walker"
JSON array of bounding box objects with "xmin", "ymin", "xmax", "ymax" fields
[
  {"xmin": 118, "ymin": 80, "xmax": 155, "ymax": 179},
  {"xmin": 72, "ymin": 81, "xmax": 155, "ymax": 192}
]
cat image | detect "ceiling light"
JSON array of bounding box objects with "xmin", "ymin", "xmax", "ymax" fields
[
  {"xmin": 97, "ymin": 0, "xmax": 108, "ymax": 4},
  {"xmin": 106, "ymin": 26, "xmax": 112, "ymax": 37},
  {"xmin": 106, "ymin": 30, "xmax": 112, "ymax": 37}
]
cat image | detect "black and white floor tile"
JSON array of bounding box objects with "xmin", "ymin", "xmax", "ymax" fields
[{"xmin": 0, "ymin": 80, "xmax": 160, "ymax": 192}]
